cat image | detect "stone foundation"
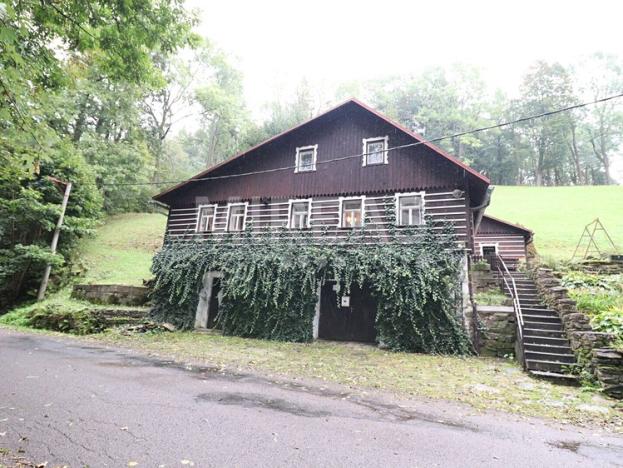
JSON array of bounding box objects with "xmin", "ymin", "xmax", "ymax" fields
[
  {"xmin": 72, "ymin": 284, "xmax": 149, "ymax": 306},
  {"xmin": 476, "ymin": 305, "xmax": 516, "ymax": 357}
]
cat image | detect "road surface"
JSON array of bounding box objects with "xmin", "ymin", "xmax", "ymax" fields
[{"xmin": 1, "ymin": 328, "xmax": 622, "ymax": 467}]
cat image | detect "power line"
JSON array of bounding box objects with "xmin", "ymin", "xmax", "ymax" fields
[{"xmin": 101, "ymin": 91, "xmax": 623, "ymax": 187}]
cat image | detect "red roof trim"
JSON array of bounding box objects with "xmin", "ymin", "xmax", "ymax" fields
[{"xmin": 153, "ymin": 98, "xmax": 490, "ymax": 202}]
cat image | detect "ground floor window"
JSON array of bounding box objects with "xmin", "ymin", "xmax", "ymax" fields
[
  {"xmin": 289, "ymin": 199, "xmax": 311, "ymax": 229},
  {"xmin": 340, "ymin": 197, "xmax": 364, "ymax": 228},
  {"xmin": 396, "ymin": 192, "xmax": 424, "ymax": 226},
  {"xmin": 227, "ymin": 203, "xmax": 247, "ymax": 231}
]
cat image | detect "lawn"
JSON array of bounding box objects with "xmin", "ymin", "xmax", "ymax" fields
[
  {"xmin": 76, "ymin": 212, "xmax": 167, "ymax": 285},
  {"xmin": 486, "ymin": 185, "xmax": 623, "ymax": 261}
]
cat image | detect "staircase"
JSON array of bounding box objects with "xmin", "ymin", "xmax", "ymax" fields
[{"xmin": 503, "ymin": 270, "xmax": 579, "ymax": 384}]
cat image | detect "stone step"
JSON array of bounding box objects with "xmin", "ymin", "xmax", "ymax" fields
[
  {"xmin": 523, "ymin": 321, "xmax": 563, "ymax": 331},
  {"xmin": 523, "ymin": 335, "xmax": 570, "ymax": 346},
  {"xmin": 522, "ymin": 314, "xmax": 560, "ymax": 323},
  {"xmin": 526, "ymin": 359, "xmax": 577, "ymax": 373},
  {"xmin": 524, "ymin": 351, "xmax": 576, "ymax": 363},
  {"xmin": 523, "ymin": 343, "xmax": 574, "ymax": 355},
  {"xmin": 519, "ymin": 304, "xmax": 547, "ymax": 310},
  {"xmin": 522, "ymin": 307, "xmax": 557, "ymax": 315},
  {"xmin": 528, "ymin": 370, "xmax": 580, "ymax": 384},
  {"xmin": 523, "ymin": 328, "xmax": 566, "ymax": 338}
]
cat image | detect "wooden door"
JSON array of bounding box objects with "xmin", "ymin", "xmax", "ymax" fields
[
  {"xmin": 207, "ymin": 278, "xmax": 221, "ymax": 329},
  {"xmin": 318, "ymin": 282, "xmax": 377, "ymax": 342}
]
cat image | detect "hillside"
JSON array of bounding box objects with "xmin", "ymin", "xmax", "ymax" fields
[
  {"xmin": 487, "ymin": 185, "xmax": 623, "ymax": 261},
  {"xmin": 76, "ymin": 213, "xmax": 167, "ymax": 285}
]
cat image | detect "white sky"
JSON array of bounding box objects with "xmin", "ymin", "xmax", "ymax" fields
[
  {"xmin": 185, "ymin": 0, "xmax": 623, "ymax": 181},
  {"xmin": 188, "ymin": 0, "xmax": 623, "ymax": 113}
]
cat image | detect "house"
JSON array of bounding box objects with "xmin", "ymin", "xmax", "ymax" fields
[
  {"xmin": 475, "ymin": 215, "xmax": 533, "ymax": 266},
  {"xmin": 153, "ymin": 98, "xmax": 530, "ymax": 343}
]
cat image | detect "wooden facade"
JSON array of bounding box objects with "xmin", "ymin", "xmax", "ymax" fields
[
  {"xmin": 474, "ymin": 215, "xmax": 533, "ymax": 261},
  {"xmin": 153, "ymin": 99, "xmax": 519, "ymax": 342},
  {"xmin": 165, "ymin": 190, "xmax": 471, "ymax": 246}
]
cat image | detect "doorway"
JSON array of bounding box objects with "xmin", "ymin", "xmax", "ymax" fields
[{"xmin": 318, "ymin": 281, "xmax": 377, "ymax": 342}]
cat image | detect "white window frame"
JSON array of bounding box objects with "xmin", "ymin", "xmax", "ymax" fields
[
  {"xmin": 195, "ymin": 203, "xmax": 218, "ymax": 233},
  {"xmin": 226, "ymin": 202, "xmax": 248, "ymax": 232},
  {"xmin": 362, "ymin": 136, "xmax": 389, "ymax": 167},
  {"xmin": 287, "ymin": 198, "xmax": 312, "ymax": 229},
  {"xmin": 394, "ymin": 191, "xmax": 425, "ymax": 226},
  {"xmin": 480, "ymin": 243, "xmax": 499, "ymax": 256},
  {"xmin": 338, "ymin": 196, "xmax": 366, "ymax": 228},
  {"xmin": 294, "ymin": 144, "xmax": 318, "ymax": 173}
]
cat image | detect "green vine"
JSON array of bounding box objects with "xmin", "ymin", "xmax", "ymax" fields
[{"xmin": 150, "ymin": 218, "xmax": 472, "ymax": 354}]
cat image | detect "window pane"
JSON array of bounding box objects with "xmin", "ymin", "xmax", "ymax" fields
[
  {"xmin": 298, "ymin": 150, "xmax": 315, "ymax": 171},
  {"xmin": 342, "ymin": 199, "xmax": 362, "ymax": 228},
  {"xmin": 228, "ymin": 205, "xmax": 245, "ymax": 231},
  {"xmin": 366, "ymin": 140, "xmax": 385, "ymax": 165},
  {"xmin": 290, "ymin": 202, "xmax": 309, "ymax": 229},
  {"xmin": 198, "ymin": 206, "xmax": 215, "ymax": 232},
  {"xmin": 398, "ymin": 195, "xmax": 422, "ymax": 226}
]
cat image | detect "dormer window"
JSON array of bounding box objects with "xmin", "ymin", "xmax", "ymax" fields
[
  {"xmin": 362, "ymin": 136, "xmax": 388, "ymax": 166},
  {"xmin": 295, "ymin": 145, "xmax": 317, "ymax": 172},
  {"xmin": 196, "ymin": 204, "xmax": 217, "ymax": 232}
]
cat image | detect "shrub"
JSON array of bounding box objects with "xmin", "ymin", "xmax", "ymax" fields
[{"xmin": 27, "ymin": 304, "xmax": 106, "ymax": 335}]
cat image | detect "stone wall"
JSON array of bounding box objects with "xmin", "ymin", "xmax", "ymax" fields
[
  {"xmin": 470, "ymin": 270, "xmax": 499, "ymax": 293},
  {"xmin": 532, "ymin": 267, "xmax": 621, "ymax": 398},
  {"xmin": 476, "ymin": 305, "xmax": 516, "ymax": 357},
  {"xmin": 72, "ymin": 284, "xmax": 149, "ymax": 306},
  {"xmin": 593, "ymin": 349, "xmax": 623, "ymax": 399},
  {"xmin": 572, "ymin": 259, "xmax": 623, "ymax": 275}
]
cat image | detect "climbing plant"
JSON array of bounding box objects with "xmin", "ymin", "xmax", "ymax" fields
[{"xmin": 150, "ymin": 218, "xmax": 472, "ymax": 354}]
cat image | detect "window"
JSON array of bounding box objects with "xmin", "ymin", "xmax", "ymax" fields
[
  {"xmin": 196, "ymin": 204, "xmax": 217, "ymax": 232},
  {"xmin": 227, "ymin": 203, "xmax": 247, "ymax": 231},
  {"xmin": 481, "ymin": 245, "xmax": 498, "ymax": 256},
  {"xmin": 340, "ymin": 197, "xmax": 364, "ymax": 228},
  {"xmin": 295, "ymin": 145, "xmax": 317, "ymax": 172},
  {"xmin": 362, "ymin": 136, "xmax": 388, "ymax": 166},
  {"xmin": 396, "ymin": 193, "xmax": 424, "ymax": 226},
  {"xmin": 288, "ymin": 199, "xmax": 311, "ymax": 229}
]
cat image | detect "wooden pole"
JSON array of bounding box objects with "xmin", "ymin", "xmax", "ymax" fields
[{"xmin": 37, "ymin": 182, "xmax": 72, "ymax": 301}]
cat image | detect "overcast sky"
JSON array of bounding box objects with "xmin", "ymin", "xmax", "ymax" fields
[{"xmin": 188, "ymin": 0, "xmax": 623, "ymax": 113}]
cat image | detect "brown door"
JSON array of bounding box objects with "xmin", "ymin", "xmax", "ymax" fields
[{"xmin": 318, "ymin": 281, "xmax": 377, "ymax": 342}]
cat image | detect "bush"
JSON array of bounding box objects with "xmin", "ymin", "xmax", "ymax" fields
[{"xmin": 27, "ymin": 304, "xmax": 106, "ymax": 335}]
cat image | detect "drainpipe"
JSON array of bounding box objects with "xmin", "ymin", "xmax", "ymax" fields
[{"xmin": 471, "ymin": 186, "xmax": 494, "ymax": 234}]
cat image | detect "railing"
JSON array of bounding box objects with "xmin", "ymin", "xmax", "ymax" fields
[{"xmin": 495, "ymin": 254, "xmax": 525, "ymax": 367}]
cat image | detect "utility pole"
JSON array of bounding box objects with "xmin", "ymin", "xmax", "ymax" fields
[{"xmin": 37, "ymin": 180, "xmax": 72, "ymax": 301}]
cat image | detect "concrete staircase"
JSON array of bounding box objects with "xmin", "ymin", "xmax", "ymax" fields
[{"xmin": 505, "ymin": 271, "xmax": 579, "ymax": 384}]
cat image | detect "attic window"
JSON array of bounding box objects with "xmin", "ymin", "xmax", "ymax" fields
[
  {"xmin": 295, "ymin": 145, "xmax": 317, "ymax": 172},
  {"xmin": 196, "ymin": 204, "xmax": 217, "ymax": 232},
  {"xmin": 362, "ymin": 136, "xmax": 388, "ymax": 166}
]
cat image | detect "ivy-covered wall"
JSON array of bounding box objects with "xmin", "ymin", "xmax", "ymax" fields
[{"xmin": 150, "ymin": 221, "xmax": 472, "ymax": 355}]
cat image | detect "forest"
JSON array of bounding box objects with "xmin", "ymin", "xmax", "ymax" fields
[{"xmin": 1, "ymin": 0, "xmax": 622, "ymax": 308}]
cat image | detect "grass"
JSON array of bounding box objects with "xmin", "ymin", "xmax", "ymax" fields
[
  {"xmin": 0, "ymin": 327, "xmax": 609, "ymax": 432},
  {"xmin": 474, "ymin": 289, "xmax": 509, "ymax": 306},
  {"xmin": 486, "ymin": 185, "xmax": 623, "ymax": 261},
  {"xmin": 76, "ymin": 212, "xmax": 166, "ymax": 285}
]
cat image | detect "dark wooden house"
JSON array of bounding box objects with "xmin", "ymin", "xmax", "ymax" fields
[{"xmin": 153, "ymin": 98, "xmax": 529, "ymax": 342}]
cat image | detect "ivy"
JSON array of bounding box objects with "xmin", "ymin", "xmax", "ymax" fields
[{"xmin": 150, "ymin": 218, "xmax": 472, "ymax": 354}]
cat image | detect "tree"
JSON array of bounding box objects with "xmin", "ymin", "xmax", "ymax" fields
[
  {"xmin": 516, "ymin": 61, "xmax": 577, "ymax": 185},
  {"xmin": 576, "ymin": 53, "xmax": 623, "ymax": 184}
]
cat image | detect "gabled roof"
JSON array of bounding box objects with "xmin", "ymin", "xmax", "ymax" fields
[
  {"xmin": 153, "ymin": 98, "xmax": 490, "ymax": 203},
  {"xmin": 481, "ymin": 214, "xmax": 533, "ymax": 240}
]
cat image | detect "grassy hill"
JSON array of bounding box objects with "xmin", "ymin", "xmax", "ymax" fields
[
  {"xmin": 76, "ymin": 213, "xmax": 167, "ymax": 285},
  {"xmin": 486, "ymin": 185, "xmax": 623, "ymax": 261}
]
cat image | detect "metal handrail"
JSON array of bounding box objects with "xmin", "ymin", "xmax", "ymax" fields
[{"xmin": 495, "ymin": 254, "xmax": 524, "ymax": 340}]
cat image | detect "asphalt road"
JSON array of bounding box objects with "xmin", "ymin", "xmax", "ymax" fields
[{"xmin": 1, "ymin": 329, "xmax": 622, "ymax": 467}]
